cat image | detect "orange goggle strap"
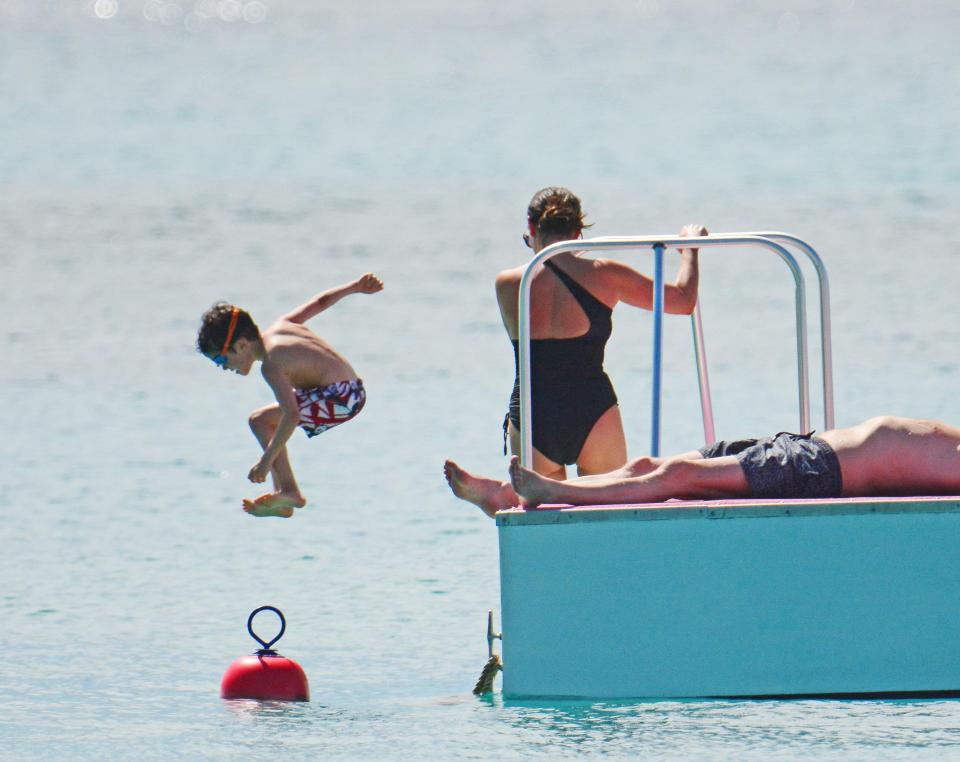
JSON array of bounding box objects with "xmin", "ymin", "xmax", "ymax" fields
[{"xmin": 221, "ymin": 307, "xmax": 240, "ymax": 355}]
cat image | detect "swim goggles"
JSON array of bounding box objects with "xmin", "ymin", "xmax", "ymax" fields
[{"xmin": 211, "ymin": 307, "xmax": 240, "ymax": 367}]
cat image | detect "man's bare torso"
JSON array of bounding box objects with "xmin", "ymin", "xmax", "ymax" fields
[{"xmin": 819, "ymin": 416, "xmax": 960, "ymax": 496}]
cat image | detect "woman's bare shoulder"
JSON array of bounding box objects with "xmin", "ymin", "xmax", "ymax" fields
[
  {"xmin": 582, "ymin": 258, "xmax": 649, "ymax": 306},
  {"xmin": 494, "ymin": 266, "xmax": 525, "ymax": 293},
  {"xmin": 585, "ymin": 257, "xmax": 631, "ymax": 280},
  {"xmin": 592, "ymin": 257, "xmax": 650, "ymax": 282},
  {"xmin": 495, "ymin": 265, "xmax": 525, "ymax": 281},
  {"xmin": 592, "ymin": 256, "xmax": 635, "ymax": 271}
]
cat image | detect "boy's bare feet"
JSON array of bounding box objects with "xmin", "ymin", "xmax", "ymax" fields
[
  {"xmin": 443, "ymin": 459, "xmax": 518, "ymax": 518},
  {"xmin": 508, "ymin": 455, "xmax": 562, "ymax": 508},
  {"xmin": 242, "ymin": 491, "xmax": 306, "ymax": 518}
]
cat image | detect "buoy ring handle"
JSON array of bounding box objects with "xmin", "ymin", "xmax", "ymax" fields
[{"xmin": 247, "ymin": 605, "xmax": 286, "ymax": 654}]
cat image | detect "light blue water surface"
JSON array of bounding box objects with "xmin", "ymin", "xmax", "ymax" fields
[{"xmin": 3, "ymin": 1, "xmax": 960, "ymax": 758}]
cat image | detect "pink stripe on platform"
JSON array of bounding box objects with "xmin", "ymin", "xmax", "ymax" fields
[
  {"xmin": 524, "ymin": 494, "xmax": 960, "ymax": 512},
  {"xmin": 496, "ymin": 495, "xmax": 960, "ymax": 525}
]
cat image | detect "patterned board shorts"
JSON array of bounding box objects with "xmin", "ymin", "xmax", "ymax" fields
[{"xmin": 294, "ymin": 379, "xmax": 366, "ymax": 438}]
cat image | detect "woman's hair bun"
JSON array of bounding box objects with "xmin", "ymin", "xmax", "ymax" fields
[{"xmin": 527, "ymin": 187, "xmax": 590, "ymax": 237}]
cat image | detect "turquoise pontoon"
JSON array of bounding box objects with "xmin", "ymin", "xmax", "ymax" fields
[{"xmin": 494, "ymin": 233, "xmax": 960, "ymax": 699}]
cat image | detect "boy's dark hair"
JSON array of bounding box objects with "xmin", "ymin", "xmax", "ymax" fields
[{"xmin": 196, "ymin": 302, "xmax": 261, "ymax": 356}]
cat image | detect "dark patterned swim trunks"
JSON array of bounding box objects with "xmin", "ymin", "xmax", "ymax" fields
[{"xmin": 699, "ymin": 431, "xmax": 843, "ymax": 499}]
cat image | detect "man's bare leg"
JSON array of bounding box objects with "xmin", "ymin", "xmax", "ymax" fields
[
  {"xmin": 569, "ymin": 450, "xmax": 705, "ymax": 485},
  {"xmin": 444, "ymin": 460, "xmax": 519, "ymax": 518},
  {"xmin": 446, "ymin": 448, "xmax": 713, "ymax": 516},
  {"xmin": 509, "ymin": 454, "xmax": 748, "ymax": 508},
  {"xmin": 443, "ymin": 456, "xmax": 666, "ymax": 518},
  {"xmin": 245, "ymin": 404, "xmax": 307, "ymax": 518}
]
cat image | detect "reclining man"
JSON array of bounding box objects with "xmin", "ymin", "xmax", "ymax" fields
[{"xmin": 444, "ymin": 416, "xmax": 960, "ymax": 516}]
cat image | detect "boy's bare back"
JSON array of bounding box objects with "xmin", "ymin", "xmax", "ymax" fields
[
  {"xmin": 260, "ymin": 271, "xmax": 383, "ymax": 391},
  {"xmin": 261, "ymin": 320, "xmax": 358, "ymax": 391}
]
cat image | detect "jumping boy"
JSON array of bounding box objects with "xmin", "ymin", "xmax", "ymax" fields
[{"xmin": 197, "ymin": 273, "xmax": 383, "ymax": 517}]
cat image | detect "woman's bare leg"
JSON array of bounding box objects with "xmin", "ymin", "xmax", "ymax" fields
[
  {"xmin": 506, "ymin": 418, "xmax": 567, "ymax": 480},
  {"xmin": 574, "ymin": 405, "xmax": 628, "ymax": 476}
]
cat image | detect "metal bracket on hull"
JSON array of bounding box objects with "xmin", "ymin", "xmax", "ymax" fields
[{"xmin": 472, "ymin": 610, "xmax": 503, "ymax": 695}]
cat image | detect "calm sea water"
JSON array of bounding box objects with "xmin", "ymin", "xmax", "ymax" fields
[{"xmin": 3, "ymin": 1, "xmax": 960, "ymax": 758}]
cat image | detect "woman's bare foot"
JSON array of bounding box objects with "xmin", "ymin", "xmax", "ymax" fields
[
  {"xmin": 508, "ymin": 455, "xmax": 564, "ymax": 508},
  {"xmin": 443, "ymin": 459, "xmax": 518, "ymax": 518},
  {"xmin": 242, "ymin": 491, "xmax": 306, "ymax": 518}
]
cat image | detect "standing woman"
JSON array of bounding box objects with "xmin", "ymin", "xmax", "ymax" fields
[{"xmin": 496, "ymin": 186, "xmax": 705, "ymax": 479}]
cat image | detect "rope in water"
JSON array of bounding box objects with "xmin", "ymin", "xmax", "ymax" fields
[{"xmin": 473, "ymin": 654, "xmax": 503, "ymax": 695}]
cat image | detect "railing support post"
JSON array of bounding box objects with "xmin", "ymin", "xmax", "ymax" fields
[
  {"xmin": 650, "ymin": 243, "xmax": 665, "ymax": 457},
  {"xmin": 691, "ymin": 303, "xmax": 716, "ymax": 445}
]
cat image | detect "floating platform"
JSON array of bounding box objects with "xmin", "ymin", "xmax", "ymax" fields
[{"xmin": 496, "ymin": 497, "xmax": 960, "ymax": 699}]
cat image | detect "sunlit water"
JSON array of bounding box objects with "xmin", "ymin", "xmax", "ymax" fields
[{"xmin": 2, "ymin": 1, "xmax": 960, "ymax": 758}]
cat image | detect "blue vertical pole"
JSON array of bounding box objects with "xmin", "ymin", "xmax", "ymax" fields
[{"xmin": 651, "ymin": 243, "xmax": 665, "ymax": 457}]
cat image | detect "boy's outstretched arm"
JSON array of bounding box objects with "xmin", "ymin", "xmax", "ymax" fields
[{"xmin": 283, "ymin": 273, "xmax": 384, "ymax": 325}]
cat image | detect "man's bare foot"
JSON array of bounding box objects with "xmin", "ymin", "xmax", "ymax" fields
[
  {"xmin": 242, "ymin": 491, "xmax": 306, "ymax": 518},
  {"xmin": 508, "ymin": 455, "xmax": 563, "ymax": 508},
  {"xmin": 443, "ymin": 459, "xmax": 518, "ymax": 518}
]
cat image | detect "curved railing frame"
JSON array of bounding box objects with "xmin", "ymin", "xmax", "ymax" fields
[
  {"xmin": 734, "ymin": 232, "xmax": 834, "ymax": 431},
  {"xmin": 516, "ymin": 233, "xmax": 833, "ymax": 465}
]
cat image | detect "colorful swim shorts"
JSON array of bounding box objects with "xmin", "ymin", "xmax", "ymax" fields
[{"xmin": 294, "ymin": 379, "xmax": 366, "ymax": 438}]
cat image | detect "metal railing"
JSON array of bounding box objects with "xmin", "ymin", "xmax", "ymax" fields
[{"xmin": 516, "ymin": 233, "xmax": 833, "ymax": 465}]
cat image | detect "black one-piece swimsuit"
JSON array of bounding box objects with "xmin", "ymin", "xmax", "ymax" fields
[{"xmin": 507, "ymin": 259, "xmax": 617, "ymax": 466}]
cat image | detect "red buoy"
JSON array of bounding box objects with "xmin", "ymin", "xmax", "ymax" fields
[{"xmin": 221, "ymin": 606, "xmax": 310, "ymax": 701}]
